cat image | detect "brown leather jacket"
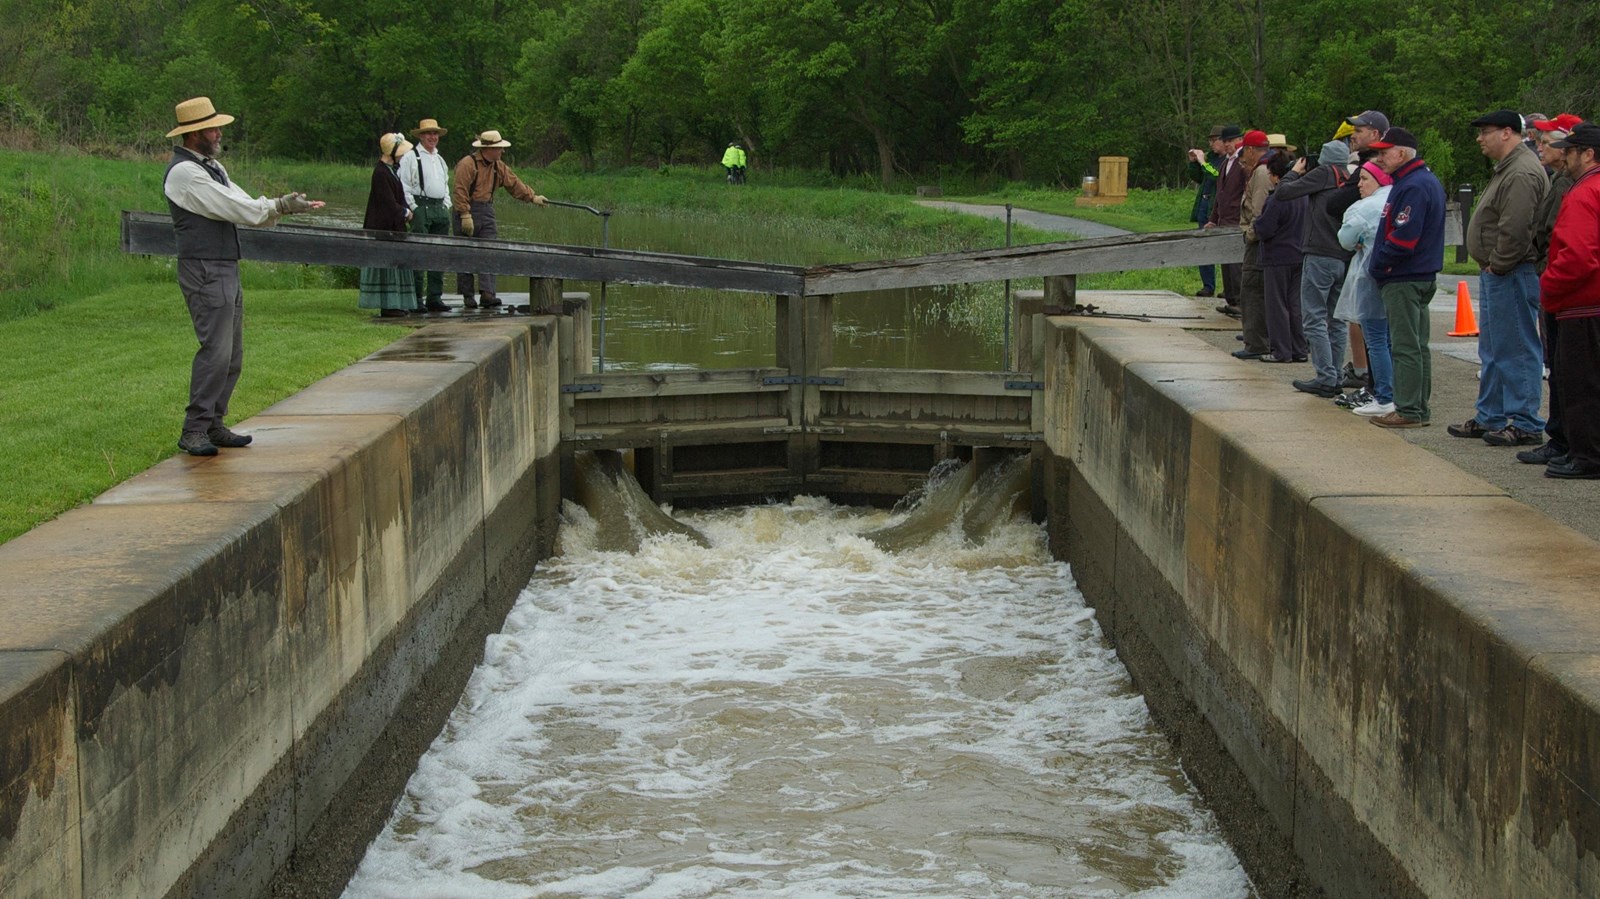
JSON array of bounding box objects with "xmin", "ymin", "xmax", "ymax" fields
[{"xmin": 452, "ymin": 152, "xmax": 538, "ymax": 214}]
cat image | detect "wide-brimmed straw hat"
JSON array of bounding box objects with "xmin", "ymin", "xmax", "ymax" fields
[
  {"xmin": 472, "ymin": 130, "xmax": 512, "ymax": 149},
  {"xmin": 166, "ymin": 97, "xmax": 234, "ymax": 138},
  {"xmin": 1266, "ymin": 133, "xmax": 1298, "ymax": 154},
  {"xmin": 410, "ymin": 118, "xmax": 447, "ymax": 137},
  {"xmin": 380, "ymin": 132, "xmax": 414, "ymax": 159}
]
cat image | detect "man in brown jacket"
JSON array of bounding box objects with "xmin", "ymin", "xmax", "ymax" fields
[
  {"xmin": 1206, "ymin": 125, "xmax": 1246, "ymax": 314},
  {"xmin": 1447, "ymin": 110, "xmax": 1549, "ymax": 447},
  {"xmin": 453, "ymin": 130, "xmax": 547, "ymax": 309}
]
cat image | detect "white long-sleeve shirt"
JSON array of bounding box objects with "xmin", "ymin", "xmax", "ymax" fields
[
  {"xmin": 398, "ymin": 145, "xmax": 451, "ymax": 207},
  {"xmin": 162, "ymin": 147, "xmax": 281, "ymax": 227}
]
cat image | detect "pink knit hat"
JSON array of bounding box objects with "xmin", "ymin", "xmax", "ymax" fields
[{"xmin": 1360, "ymin": 161, "xmax": 1393, "ymax": 186}]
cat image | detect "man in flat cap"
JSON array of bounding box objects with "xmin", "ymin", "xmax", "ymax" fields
[
  {"xmin": 398, "ymin": 118, "xmax": 453, "ymax": 313},
  {"xmin": 1448, "ymin": 110, "xmax": 1548, "ymax": 448},
  {"xmin": 163, "ymin": 96, "xmax": 324, "ymax": 457}
]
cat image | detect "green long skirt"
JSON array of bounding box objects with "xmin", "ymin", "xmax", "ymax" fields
[{"xmin": 358, "ymin": 267, "xmax": 415, "ymax": 310}]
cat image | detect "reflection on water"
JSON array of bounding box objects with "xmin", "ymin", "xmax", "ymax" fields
[
  {"xmin": 311, "ymin": 200, "xmax": 1007, "ymax": 371},
  {"xmin": 343, "ymin": 500, "xmax": 1251, "ymax": 898}
]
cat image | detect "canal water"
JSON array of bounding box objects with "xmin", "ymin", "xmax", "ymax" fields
[{"xmin": 342, "ymin": 482, "xmax": 1252, "ymax": 897}]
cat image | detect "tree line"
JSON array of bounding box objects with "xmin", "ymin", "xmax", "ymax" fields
[{"xmin": 2, "ymin": 0, "xmax": 1595, "ymax": 190}]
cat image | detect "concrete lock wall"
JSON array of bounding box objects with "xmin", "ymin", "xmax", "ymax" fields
[
  {"xmin": 1041, "ymin": 318, "xmax": 1600, "ymax": 897},
  {"xmin": 0, "ymin": 319, "xmax": 562, "ymax": 898}
]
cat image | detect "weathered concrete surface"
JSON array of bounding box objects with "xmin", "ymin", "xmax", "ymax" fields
[
  {"xmin": 0, "ymin": 319, "xmax": 560, "ymax": 898},
  {"xmin": 1043, "ymin": 318, "xmax": 1600, "ymax": 897}
]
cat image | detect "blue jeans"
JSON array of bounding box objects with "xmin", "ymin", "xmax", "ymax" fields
[
  {"xmin": 1197, "ymin": 221, "xmax": 1215, "ymax": 292},
  {"xmin": 1359, "ymin": 316, "xmax": 1394, "ymax": 404},
  {"xmin": 1474, "ymin": 264, "xmax": 1545, "ymax": 432},
  {"xmin": 1299, "ymin": 254, "xmax": 1348, "ymax": 385}
]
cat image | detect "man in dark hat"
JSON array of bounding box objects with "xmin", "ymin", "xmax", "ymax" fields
[
  {"xmin": 1365, "ymin": 127, "xmax": 1447, "ymax": 429},
  {"xmin": 1205, "ymin": 124, "xmax": 1246, "ymax": 315},
  {"xmin": 1538, "ymin": 123, "xmax": 1600, "ymax": 478},
  {"xmin": 1447, "ymin": 110, "xmax": 1548, "ymax": 447},
  {"xmin": 1187, "ymin": 125, "xmax": 1226, "ymax": 298},
  {"xmin": 162, "ymin": 96, "xmax": 324, "ymax": 456}
]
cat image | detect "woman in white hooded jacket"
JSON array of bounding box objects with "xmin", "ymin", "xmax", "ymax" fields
[{"xmin": 1336, "ymin": 162, "xmax": 1395, "ymax": 416}]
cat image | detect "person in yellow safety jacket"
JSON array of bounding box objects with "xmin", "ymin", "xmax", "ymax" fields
[{"xmin": 722, "ymin": 142, "xmax": 747, "ymax": 184}]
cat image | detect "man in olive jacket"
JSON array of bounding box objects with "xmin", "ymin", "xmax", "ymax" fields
[{"xmin": 1448, "ymin": 110, "xmax": 1549, "ymax": 447}]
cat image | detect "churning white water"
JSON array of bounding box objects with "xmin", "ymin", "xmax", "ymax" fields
[{"xmin": 343, "ymin": 494, "xmax": 1251, "ymax": 898}]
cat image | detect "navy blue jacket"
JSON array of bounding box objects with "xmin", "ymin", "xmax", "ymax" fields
[
  {"xmin": 1253, "ymin": 189, "xmax": 1307, "ymax": 267},
  {"xmin": 1368, "ymin": 158, "xmax": 1446, "ymax": 284}
]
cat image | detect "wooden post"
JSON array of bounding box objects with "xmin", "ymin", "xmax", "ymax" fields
[
  {"xmin": 800, "ymin": 294, "xmax": 833, "ymax": 485},
  {"xmin": 1011, "ymin": 292, "xmax": 1046, "ymax": 373},
  {"xmin": 1455, "ymin": 184, "xmax": 1473, "ymax": 264}
]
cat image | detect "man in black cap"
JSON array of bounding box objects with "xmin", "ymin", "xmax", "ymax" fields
[
  {"xmin": 1205, "ymin": 125, "xmax": 1247, "ymax": 314},
  {"xmin": 1538, "ymin": 123, "xmax": 1600, "ymax": 478},
  {"xmin": 1447, "ymin": 110, "xmax": 1548, "ymax": 447},
  {"xmin": 1365, "ymin": 127, "xmax": 1448, "ymax": 429},
  {"xmin": 1187, "ymin": 126, "xmax": 1226, "ymax": 298}
]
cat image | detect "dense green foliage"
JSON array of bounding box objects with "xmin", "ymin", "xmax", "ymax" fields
[{"xmin": 3, "ymin": 0, "xmax": 1593, "ymax": 188}]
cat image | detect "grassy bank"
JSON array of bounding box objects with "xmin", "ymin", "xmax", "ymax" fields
[{"xmin": 0, "ymin": 149, "xmax": 1031, "ymax": 542}]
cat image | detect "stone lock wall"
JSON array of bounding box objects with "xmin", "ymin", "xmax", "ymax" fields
[
  {"xmin": 0, "ymin": 319, "xmax": 562, "ymax": 898},
  {"xmin": 1041, "ymin": 318, "xmax": 1600, "ymax": 897}
]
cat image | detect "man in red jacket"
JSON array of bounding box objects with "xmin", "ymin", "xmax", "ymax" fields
[{"xmin": 1539, "ymin": 123, "xmax": 1600, "ymax": 478}]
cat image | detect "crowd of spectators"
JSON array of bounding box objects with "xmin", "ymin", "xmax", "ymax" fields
[{"xmin": 1190, "ymin": 109, "xmax": 1600, "ymax": 479}]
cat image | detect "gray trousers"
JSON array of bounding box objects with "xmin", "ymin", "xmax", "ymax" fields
[
  {"xmin": 178, "ymin": 258, "xmax": 244, "ymax": 436},
  {"xmin": 1240, "ymin": 242, "xmax": 1269, "ymax": 354},
  {"xmin": 1299, "ymin": 254, "xmax": 1349, "ymax": 385},
  {"xmin": 454, "ymin": 200, "xmax": 498, "ymax": 302}
]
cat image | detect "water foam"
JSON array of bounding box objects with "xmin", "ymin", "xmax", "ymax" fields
[{"xmin": 343, "ymin": 498, "xmax": 1251, "ymax": 898}]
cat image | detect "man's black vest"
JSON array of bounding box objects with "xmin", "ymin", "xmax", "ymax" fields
[{"xmin": 165, "ymin": 150, "xmax": 242, "ymax": 260}]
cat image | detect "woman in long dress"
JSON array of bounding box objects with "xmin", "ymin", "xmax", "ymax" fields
[{"xmin": 358, "ymin": 132, "xmax": 416, "ymax": 317}]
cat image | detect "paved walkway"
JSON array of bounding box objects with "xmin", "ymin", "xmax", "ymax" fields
[
  {"xmin": 914, "ymin": 201, "xmax": 1133, "ymax": 240},
  {"xmin": 1075, "ymin": 289, "xmax": 1599, "ymax": 543}
]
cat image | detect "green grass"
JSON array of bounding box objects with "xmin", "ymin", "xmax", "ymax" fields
[{"xmin": 0, "ymin": 283, "xmax": 396, "ymax": 543}]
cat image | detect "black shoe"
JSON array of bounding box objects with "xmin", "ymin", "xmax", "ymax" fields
[
  {"xmin": 206, "ymin": 426, "xmax": 252, "ymax": 448},
  {"xmin": 1291, "ymin": 355, "xmax": 1308, "ymax": 363},
  {"xmin": 1258, "ymin": 355, "xmax": 1295, "ymax": 364},
  {"xmin": 1516, "ymin": 443, "xmax": 1566, "ymax": 465},
  {"xmin": 1446, "ymin": 419, "xmax": 1490, "ymax": 439},
  {"xmin": 1232, "ymin": 349, "xmax": 1266, "ymax": 359},
  {"xmin": 1216, "ymin": 304, "xmax": 1242, "ymax": 316},
  {"xmin": 462, "ymin": 295, "xmax": 479, "ymax": 309},
  {"xmin": 1545, "ymin": 460, "xmax": 1600, "ymax": 479},
  {"xmin": 481, "ymin": 294, "xmax": 503, "ymax": 308},
  {"xmin": 379, "ymin": 308, "xmax": 409, "ymax": 318},
  {"xmin": 1483, "ymin": 426, "xmax": 1543, "ymax": 447},
  {"xmin": 1197, "ymin": 287, "xmax": 1215, "ymax": 298},
  {"xmin": 1292, "ymin": 379, "xmax": 1342, "ymax": 398},
  {"xmin": 424, "ymin": 298, "xmax": 450, "ymax": 312},
  {"xmin": 179, "ymin": 433, "xmax": 218, "ymax": 457}
]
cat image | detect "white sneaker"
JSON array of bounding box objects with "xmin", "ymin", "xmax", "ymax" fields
[{"xmin": 1354, "ymin": 400, "xmax": 1397, "ymax": 417}]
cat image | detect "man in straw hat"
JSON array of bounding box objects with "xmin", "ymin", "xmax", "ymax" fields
[
  {"xmin": 398, "ymin": 118, "xmax": 453, "ymax": 313},
  {"xmin": 162, "ymin": 96, "xmax": 324, "ymax": 457},
  {"xmin": 452, "ymin": 129, "xmax": 547, "ymax": 309}
]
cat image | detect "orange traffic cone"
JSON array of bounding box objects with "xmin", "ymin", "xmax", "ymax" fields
[{"xmin": 1447, "ymin": 280, "xmax": 1479, "ymax": 337}]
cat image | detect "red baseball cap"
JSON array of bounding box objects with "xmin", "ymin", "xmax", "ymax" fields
[
  {"xmin": 1534, "ymin": 113, "xmax": 1585, "ymax": 133},
  {"xmin": 1241, "ymin": 130, "xmax": 1269, "ymax": 148}
]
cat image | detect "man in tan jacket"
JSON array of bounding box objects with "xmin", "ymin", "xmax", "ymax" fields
[
  {"xmin": 453, "ymin": 130, "xmax": 547, "ymax": 309},
  {"xmin": 1447, "ymin": 110, "xmax": 1549, "ymax": 447},
  {"xmin": 1234, "ymin": 130, "xmax": 1274, "ymax": 359}
]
